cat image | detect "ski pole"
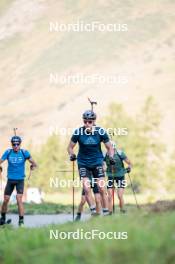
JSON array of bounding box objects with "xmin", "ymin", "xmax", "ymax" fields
[
  {"xmin": 112, "ymin": 165, "xmax": 115, "ymax": 214},
  {"xmin": 127, "ymin": 173, "xmax": 140, "ymax": 210},
  {"xmin": 28, "ymin": 167, "xmax": 32, "ymax": 181},
  {"xmin": 72, "ymin": 160, "xmax": 75, "ymax": 221},
  {"xmin": 0, "ymin": 167, "xmax": 2, "ymax": 203},
  {"xmin": 25, "ymin": 166, "xmax": 32, "ymax": 203}
]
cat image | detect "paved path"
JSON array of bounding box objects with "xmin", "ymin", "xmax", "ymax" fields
[{"xmin": 7, "ymin": 214, "xmax": 91, "ymax": 228}]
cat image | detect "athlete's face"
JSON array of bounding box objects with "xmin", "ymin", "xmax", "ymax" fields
[
  {"xmin": 83, "ymin": 119, "xmax": 95, "ymax": 130},
  {"xmin": 12, "ymin": 142, "xmax": 21, "ymax": 152}
]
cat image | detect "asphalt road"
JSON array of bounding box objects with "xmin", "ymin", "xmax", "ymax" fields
[{"xmin": 6, "ymin": 214, "xmax": 91, "ymax": 228}]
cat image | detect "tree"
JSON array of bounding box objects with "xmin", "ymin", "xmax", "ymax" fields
[
  {"xmin": 101, "ymin": 97, "xmax": 165, "ymax": 192},
  {"xmin": 30, "ymin": 135, "xmax": 70, "ymax": 192}
]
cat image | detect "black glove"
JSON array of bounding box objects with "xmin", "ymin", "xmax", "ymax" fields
[
  {"xmin": 70, "ymin": 154, "xmax": 77, "ymax": 161},
  {"xmin": 109, "ymin": 157, "xmax": 116, "ymax": 165},
  {"xmin": 30, "ymin": 165, "xmax": 35, "ymax": 171},
  {"xmin": 126, "ymin": 167, "xmax": 131, "ymax": 173}
]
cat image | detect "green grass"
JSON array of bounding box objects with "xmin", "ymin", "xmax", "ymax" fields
[
  {"xmin": 7, "ymin": 199, "xmax": 175, "ymax": 215},
  {"xmin": 0, "ymin": 211, "xmax": 175, "ymax": 264},
  {"xmin": 7, "ymin": 202, "xmax": 137, "ymax": 215},
  {"xmin": 8, "ymin": 203, "xmax": 73, "ymax": 214}
]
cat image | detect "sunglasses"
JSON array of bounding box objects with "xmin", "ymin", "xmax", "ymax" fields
[
  {"xmin": 12, "ymin": 143, "xmax": 20, "ymax": 147},
  {"xmin": 84, "ymin": 120, "xmax": 93, "ymax": 124}
]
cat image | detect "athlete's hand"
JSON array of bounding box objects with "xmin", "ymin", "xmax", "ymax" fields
[
  {"xmin": 30, "ymin": 165, "xmax": 36, "ymax": 171},
  {"xmin": 70, "ymin": 154, "xmax": 77, "ymax": 161},
  {"xmin": 126, "ymin": 167, "xmax": 131, "ymax": 173},
  {"xmin": 109, "ymin": 157, "xmax": 115, "ymax": 165}
]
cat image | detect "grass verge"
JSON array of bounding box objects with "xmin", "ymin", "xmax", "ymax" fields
[{"xmin": 0, "ymin": 211, "xmax": 175, "ymax": 264}]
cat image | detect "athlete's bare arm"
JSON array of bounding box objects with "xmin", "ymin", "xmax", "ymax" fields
[
  {"xmin": 104, "ymin": 141, "xmax": 114, "ymax": 158},
  {"xmin": 28, "ymin": 157, "xmax": 37, "ymax": 170},
  {"xmin": 124, "ymin": 157, "xmax": 132, "ymax": 167},
  {"xmin": 0, "ymin": 159, "xmax": 5, "ymax": 165},
  {"xmin": 102, "ymin": 161, "xmax": 107, "ymax": 172},
  {"xmin": 67, "ymin": 141, "xmax": 76, "ymax": 156}
]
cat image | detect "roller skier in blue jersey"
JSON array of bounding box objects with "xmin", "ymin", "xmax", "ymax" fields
[{"xmin": 0, "ymin": 136, "xmax": 37, "ymax": 226}]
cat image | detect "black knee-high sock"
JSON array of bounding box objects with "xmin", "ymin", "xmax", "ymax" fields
[{"xmin": 1, "ymin": 212, "xmax": 6, "ymax": 220}]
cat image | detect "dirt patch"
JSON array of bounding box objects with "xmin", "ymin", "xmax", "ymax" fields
[
  {"xmin": 0, "ymin": 0, "xmax": 45, "ymax": 40},
  {"xmin": 144, "ymin": 200, "xmax": 175, "ymax": 213}
]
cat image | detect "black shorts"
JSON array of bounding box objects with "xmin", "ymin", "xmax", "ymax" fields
[
  {"xmin": 78, "ymin": 165, "xmax": 105, "ymax": 179},
  {"xmin": 4, "ymin": 179, "xmax": 24, "ymax": 196},
  {"xmin": 107, "ymin": 176, "xmax": 126, "ymax": 189}
]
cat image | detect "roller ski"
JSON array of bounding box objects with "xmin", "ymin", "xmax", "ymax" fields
[{"xmin": 0, "ymin": 217, "xmax": 12, "ymax": 226}]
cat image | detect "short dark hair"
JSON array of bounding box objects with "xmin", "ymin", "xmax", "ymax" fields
[{"xmin": 0, "ymin": 166, "xmax": 2, "ymax": 172}]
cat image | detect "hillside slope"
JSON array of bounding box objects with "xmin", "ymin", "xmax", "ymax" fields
[{"xmin": 0, "ymin": 0, "xmax": 175, "ymax": 151}]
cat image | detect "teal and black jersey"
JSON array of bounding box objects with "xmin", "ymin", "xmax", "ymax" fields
[
  {"xmin": 71, "ymin": 126, "xmax": 109, "ymax": 167},
  {"xmin": 105, "ymin": 150, "xmax": 127, "ymax": 178}
]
